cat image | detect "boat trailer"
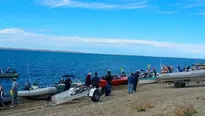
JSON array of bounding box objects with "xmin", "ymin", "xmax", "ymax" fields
[{"xmin": 47, "ymin": 85, "xmax": 100, "ymax": 106}]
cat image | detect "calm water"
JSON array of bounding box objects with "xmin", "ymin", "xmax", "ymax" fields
[{"xmin": 0, "ymin": 49, "xmax": 205, "ymax": 92}]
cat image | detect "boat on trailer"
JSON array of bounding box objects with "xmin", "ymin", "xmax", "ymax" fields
[
  {"xmin": 47, "ymin": 85, "xmax": 100, "ymax": 107},
  {"xmin": 156, "ymin": 70, "xmax": 205, "ymax": 88}
]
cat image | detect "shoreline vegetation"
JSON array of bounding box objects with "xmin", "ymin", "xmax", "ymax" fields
[
  {"xmin": 1, "ymin": 83, "xmax": 205, "ymax": 116},
  {"xmin": 0, "ymin": 47, "xmax": 204, "ymax": 60}
]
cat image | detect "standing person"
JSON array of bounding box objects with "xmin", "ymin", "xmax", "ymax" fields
[
  {"xmin": 152, "ymin": 68, "xmax": 157, "ymax": 77},
  {"xmin": 91, "ymin": 72, "xmax": 100, "ymax": 88},
  {"xmin": 121, "ymin": 72, "xmax": 126, "ymax": 77},
  {"xmin": 133, "ymin": 71, "xmax": 140, "ymax": 92},
  {"xmin": 105, "ymin": 71, "xmax": 113, "ymax": 96},
  {"xmin": 0, "ymin": 85, "xmax": 6, "ymax": 106},
  {"xmin": 85, "ymin": 72, "xmax": 92, "ymax": 87},
  {"xmin": 64, "ymin": 76, "xmax": 72, "ymax": 91},
  {"xmin": 128, "ymin": 73, "xmax": 134, "ymax": 94},
  {"xmin": 10, "ymin": 78, "xmax": 18, "ymax": 107}
]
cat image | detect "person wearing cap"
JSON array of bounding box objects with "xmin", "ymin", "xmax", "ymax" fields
[
  {"xmin": 85, "ymin": 72, "xmax": 92, "ymax": 87},
  {"xmin": 10, "ymin": 78, "xmax": 18, "ymax": 107}
]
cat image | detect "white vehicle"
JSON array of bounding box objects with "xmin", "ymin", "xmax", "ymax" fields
[
  {"xmin": 48, "ymin": 85, "xmax": 100, "ymax": 106},
  {"xmin": 157, "ymin": 70, "xmax": 205, "ymax": 88}
]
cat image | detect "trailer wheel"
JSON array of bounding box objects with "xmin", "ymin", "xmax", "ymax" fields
[
  {"xmin": 174, "ymin": 81, "xmax": 182, "ymax": 88},
  {"xmin": 91, "ymin": 90, "xmax": 100, "ymax": 102}
]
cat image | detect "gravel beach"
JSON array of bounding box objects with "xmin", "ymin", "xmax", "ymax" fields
[{"xmin": 1, "ymin": 83, "xmax": 205, "ymax": 116}]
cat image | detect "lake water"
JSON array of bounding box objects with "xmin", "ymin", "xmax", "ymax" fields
[{"xmin": 0, "ymin": 49, "xmax": 204, "ymax": 92}]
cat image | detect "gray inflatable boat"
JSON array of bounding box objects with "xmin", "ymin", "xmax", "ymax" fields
[{"xmin": 157, "ymin": 70, "xmax": 205, "ymax": 81}]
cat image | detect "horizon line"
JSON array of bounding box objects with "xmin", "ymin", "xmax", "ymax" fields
[{"xmin": 0, "ymin": 47, "xmax": 204, "ymax": 60}]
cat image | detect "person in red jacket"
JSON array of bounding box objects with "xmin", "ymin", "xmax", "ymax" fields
[{"xmin": 85, "ymin": 72, "xmax": 92, "ymax": 87}]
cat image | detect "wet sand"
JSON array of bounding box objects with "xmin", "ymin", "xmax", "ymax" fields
[{"xmin": 1, "ymin": 83, "xmax": 205, "ymax": 116}]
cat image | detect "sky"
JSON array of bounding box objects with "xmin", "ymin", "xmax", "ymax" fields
[{"xmin": 0, "ymin": 0, "xmax": 205, "ymax": 59}]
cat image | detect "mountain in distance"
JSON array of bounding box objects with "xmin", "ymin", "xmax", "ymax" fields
[{"xmin": 0, "ymin": 47, "xmax": 83, "ymax": 54}]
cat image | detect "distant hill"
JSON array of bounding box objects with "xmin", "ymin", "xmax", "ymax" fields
[{"xmin": 0, "ymin": 47, "xmax": 83, "ymax": 54}]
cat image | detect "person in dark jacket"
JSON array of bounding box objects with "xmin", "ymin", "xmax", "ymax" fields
[
  {"xmin": 133, "ymin": 71, "xmax": 140, "ymax": 92},
  {"xmin": 105, "ymin": 71, "xmax": 113, "ymax": 96},
  {"xmin": 85, "ymin": 72, "xmax": 92, "ymax": 87},
  {"xmin": 64, "ymin": 76, "xmax": 72, "ymax": 91},
  {"xmin": 92, "ymin": 72, "xmax": 100, "ymax": 88},
  {"xmin": 152, "ymin": 68, "xmax": 157, "ymax": 77}
]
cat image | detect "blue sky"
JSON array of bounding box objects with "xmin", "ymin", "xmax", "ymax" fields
[{"xmin": 0, "ymin": 0, "xmax": 205, "ymax": 58}]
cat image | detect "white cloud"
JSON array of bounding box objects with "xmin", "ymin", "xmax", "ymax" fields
[
  {"xmin": 0, "ymin": 28, "xmax": 205, "ymax": 59},
  {"xmin": 40, "ymin": 0, "xmax": 148, "ymax": 9}
]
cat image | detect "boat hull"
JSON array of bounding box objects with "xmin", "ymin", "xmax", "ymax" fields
[
  {"xmin": 0, "ymin": 73, "xmax": 19, "ymax": 78},
  {"xmin": 2, "ymin": 94, "xmax": 11, "ymax": 103},
  {"xmin": 18, "ymin": 87, "xmax": 57, "ymax": 98},
  {"xmin": 157, "ymin": 70, "xmax": 205, "ymax": 81},
  {"xmin": 99, "ymin": 77, "xmax": 128, "ymax": 87},
  {"xmin": 99, "ymin": 77, "xmax": 157, "ymax": 87},
  {"xmin": 139, "ymin": 77, "xmax": 158, "ymax": 84}
]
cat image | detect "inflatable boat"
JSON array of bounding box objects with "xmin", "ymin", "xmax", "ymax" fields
[
  {"xmin": 99, "ymin": 76, "xmax": 157, "ymax": 87},
  {"xmin": 0, "ymin": 73, "xmax": 19, "ymax": 78},
  {"xmin": 18, "ymin": 86, "xmax": 61, "ymax": 99},
  {"xmin": 18, "ymin": 75, "xmax": 83, "ymax": 99},
  {"xmin": 157, "ymin": 70, "xmax": 205, "ymax": 81},
  {"xmin": 99, "ymin": 76, "xmax": 128, "ymax": 87}
]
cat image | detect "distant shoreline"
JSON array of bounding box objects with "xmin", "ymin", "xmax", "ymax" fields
[
  {"xmin": 0, "ymin": 47, "xmax": 204, "ymax": 60},
  {"xmin": 0, "ymin": 47, "xmax": 83, "ymax": 54}
]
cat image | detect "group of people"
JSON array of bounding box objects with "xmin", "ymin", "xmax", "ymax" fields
[
  {"xmin": 177, "ymin": 66, "xmax": 192, "ymax": 72},
  {"xmin": 85, "ymin": 71, "xmax": 113, "ymax": 96},
  {"xmin": 161, "ymin": 65, "xmax": 193, "ymax": 73},
  {"xmin": 0, "ymin": 67, "xmax": 17, "ymax": 74},
  {"xmin": 0, "ymin": 70, "xmax": 140, "ymax": 108},
  {"xmin": 127, "ymin": 71, "xmax": 140, "ymax": 94},
  {"xmin": 140, "ymin": 68, "xmax": 157, "ymax": 78},
  {"xmin": 0, "ymin": 78, "xmax": 18, "ymax": 108}
]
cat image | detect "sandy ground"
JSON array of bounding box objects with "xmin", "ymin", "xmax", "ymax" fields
[{"xmin": 1, "ymin": 83, "xmax": 205, "ymax": 116}]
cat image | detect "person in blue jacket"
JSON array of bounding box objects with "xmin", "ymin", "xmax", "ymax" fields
[
  {"xmin": 177, "ymin": 66, "xmax": 183, "ymax": 72},
  {"xmin": 92, "ymin": 72, "xmax": 100, "ymax": 88},
  {"xmin": 128, "ymin": 73, "xmax": 134, "ymax": 94}
]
